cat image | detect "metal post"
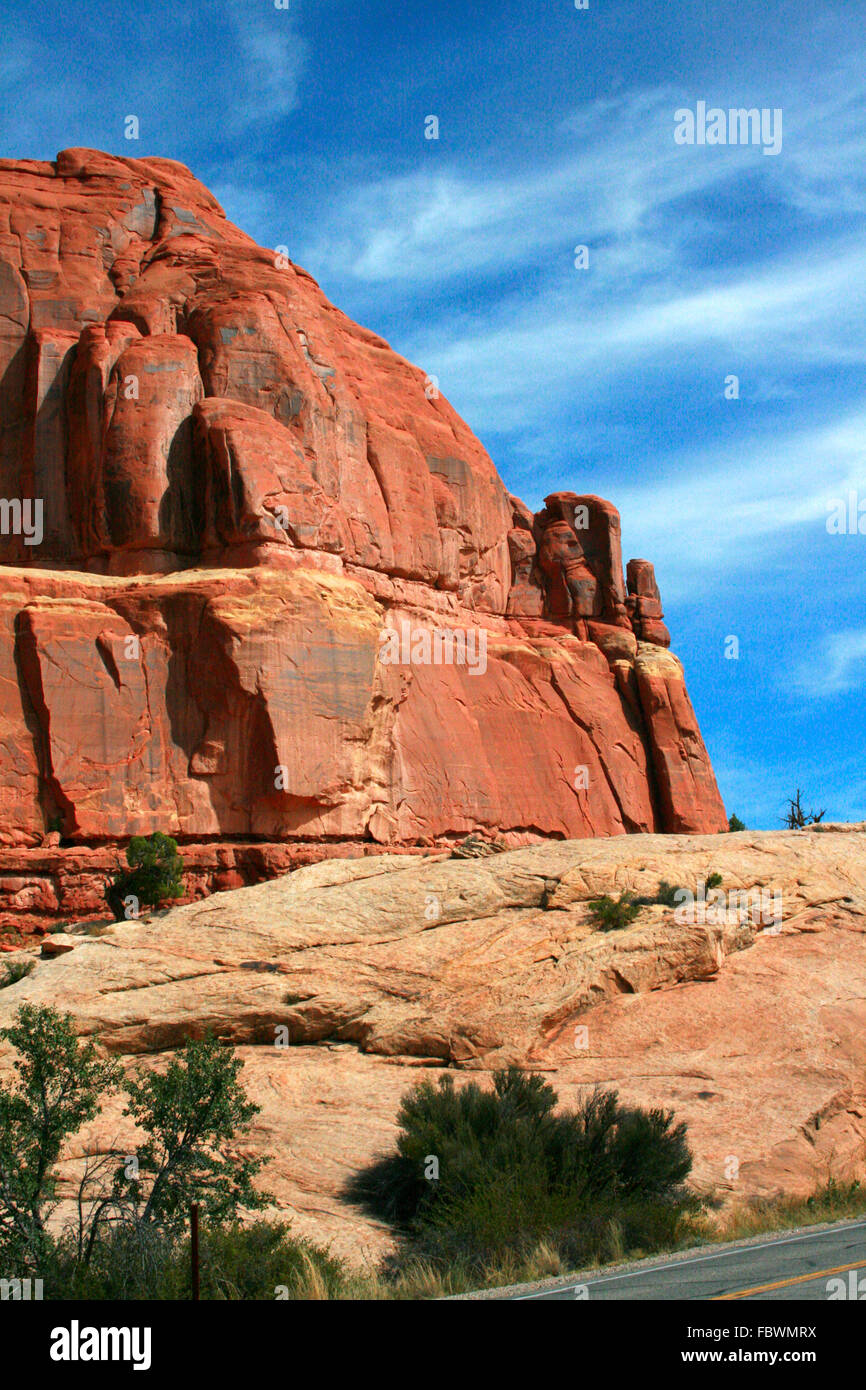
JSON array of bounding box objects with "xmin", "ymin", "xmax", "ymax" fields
[{"xmin": 190, "ymin": 1202, "xmax": 200, "ymax": 1301}]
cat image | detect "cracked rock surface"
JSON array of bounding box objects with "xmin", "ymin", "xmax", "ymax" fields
[{"xmin": 1, "ymin": 826, "xmax": 864, "ymax": 1260}]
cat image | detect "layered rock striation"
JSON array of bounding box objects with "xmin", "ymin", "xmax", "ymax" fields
[
  {"xmin": 1, "ymin": 827, "xmax": 864, "ymax": 1259},
  {"xmin": 0, "ymin": 149, "xmax": 726, "ymax": 862}
]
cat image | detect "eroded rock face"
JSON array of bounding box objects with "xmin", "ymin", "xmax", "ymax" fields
[
  {"xmin": 0, "ymin": 150, "xmax": 726, "ymax": 855},
  {"xmin": 1, "ymin": 828, "xmax": 864, "ymax": 1261}
]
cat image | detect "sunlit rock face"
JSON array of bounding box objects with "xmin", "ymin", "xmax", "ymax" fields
[
  {"xmin": 3, "ymin": 828, "xmax": 865, "ymax": 1259},
  {"xmin": 0, "ymin": 149, "xmax": 726, "ymax": 854}
]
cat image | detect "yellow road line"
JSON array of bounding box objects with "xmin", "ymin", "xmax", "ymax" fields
[{"xmin": 713, "ymin": 1258, "xmax": 866, "ymax": 1300}]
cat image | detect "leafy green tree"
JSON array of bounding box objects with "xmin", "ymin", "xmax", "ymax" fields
[
  {"xmin": 0, "ymin": 1005, "xmax": 120, "ymax": 1269},
  {"xmin": 728, "ymin": 813, "xmax": 746, "ymax": 832},
  {"xmin": 106, "ymin": 832, "xmax": 184, "ymax": 921},
  {"xmin": 116, "ymin": 1034, "xmax": 270, "ymax": 1231}
]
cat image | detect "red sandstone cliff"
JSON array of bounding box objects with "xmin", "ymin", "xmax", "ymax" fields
[{"xmin": 0, "ymin": 149, "xmax": 727, "ymax": 864}]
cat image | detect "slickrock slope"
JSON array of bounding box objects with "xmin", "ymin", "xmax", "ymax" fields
[
  {"xmin": 1, "ymin": 826, "xmax": 863, "ymax": 1261},
  {"xmin": 0, "ymin": 149, "xmax": 725, "ymax": 874}
]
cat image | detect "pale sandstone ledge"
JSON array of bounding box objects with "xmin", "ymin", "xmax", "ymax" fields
[{"xmin": 0, "ymin": 825, "xmax": 864, "ymax": 1263}]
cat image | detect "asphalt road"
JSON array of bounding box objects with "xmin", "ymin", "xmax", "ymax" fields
[{"xmin": 502, "ymin": 1218, "xmax": 866, "ymax": 1300}]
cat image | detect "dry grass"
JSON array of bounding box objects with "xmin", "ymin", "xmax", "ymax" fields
[
  {"xmin": 691, "ymin": 1179, "xmax": 866, "ymax": 1244},
  {"xmin": 281, "ymin": 1180, "xmax": 866, "ymax": 1299}
]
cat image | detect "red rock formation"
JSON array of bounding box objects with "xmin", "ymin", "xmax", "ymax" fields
[{"xmin": 0, "ymin": 149, "xmax": 727, "ymax": 893}]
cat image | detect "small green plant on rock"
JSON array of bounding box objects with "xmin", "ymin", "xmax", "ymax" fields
[
  {"xmin": 106, "ymin": 832, "xmax": 184, "ymax": 922},
  {"xmin": 587, "ymin": 891, "xmax": 641, "ymax": 932},
  {"xmin": 728, "ymin": 814, "xmax": 746, "ymax": 832},
  {"xmin": 0, "ymin": 959, "xmax": 35, "ymax": 989}
]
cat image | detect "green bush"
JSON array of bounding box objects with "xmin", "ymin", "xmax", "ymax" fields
[
  {"xmin": 197, "ymin": 1220, "xmax": 346, "ymax": 1300},
  {"xmin": 48, "ymin": 1222, "xmax": 186, "ymax": 1300},
  {"xmin": 106, "ymin": 832, "xmax": 184, "ymax": 921},
  {"xmin": 728, "ymin": 814, "xmax": 746, "ymax": 832},
  {"xmin": 0, "ymin": 959, "xmax": 34, "ymax": 988},
  {"xmin": 348, "ymin": 1069, "xmax": 697, "ymax": 1271},
  {"xmin": 586, "ymin": 891, "xmax": 641, "ymax": 931},
  {"xmin": 648, "ymin": 880, "xmax": 682, "ymax": 908},
  {"xmin": 47, "ymin": 1219, "xmax": 345, "ymax": 1301}
]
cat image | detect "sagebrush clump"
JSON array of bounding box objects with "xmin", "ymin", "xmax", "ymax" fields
[{"xmin": 348, "ymin": 1067, "xmax": 697, "ymax": 1272}]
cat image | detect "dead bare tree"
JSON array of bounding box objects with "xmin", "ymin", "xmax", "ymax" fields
[{"xmin": 783, "ymin": 789, "xmax": 826, "ymax": 829}]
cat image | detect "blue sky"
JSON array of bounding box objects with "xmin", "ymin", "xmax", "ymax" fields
[{"xmin": 1, "ymin": 0, "xmax": 864, "ymax": 828}]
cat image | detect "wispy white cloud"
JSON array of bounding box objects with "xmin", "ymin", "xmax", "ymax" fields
[
  {"xmin": 288, "ymin": 65, "xmax": 866, "ymax": 517},
  {"xmin": 614, "ymin": 411, "xmax": 866, "ymax": 600},
  {"xmin": 0, "ymin": 4, "xmax": 309, "ymax": 156},
  {"xmin": 791, "ymin": 629, "xmax": 866, "ymax": 698},
  {"xmin": 227, "ymin": 6, "xmax": 307, "ymax": 127},
  {"xmin": 299, "ymin": 85, "xmax": 755, "ymax": 289},
  {"xmin": 299, "ymin": 67, "xmax": 866, "ymax": 292},
  {"xmin": 396, "ymin": 234, "xmax": 866, "ymax": 438},
  {"xmin": 289, "ymin": 69, "xmax": 866, "ymax": 614}
]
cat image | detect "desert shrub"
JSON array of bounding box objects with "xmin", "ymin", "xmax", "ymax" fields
[
  {"xmin": 48, "ymin": 1221, "xmax": 186, "ymax": 1300},
  {"xmin": 0, "ymin": 959, "xmax": 34, "ymax": 988},
  {"xmin": 106, "ymin": 831, "xmax": 184, "ymax": 920},
  {"xmin": 197, "ymin": 1220, "xmax": 346, "ymax": 1300},
  {"xmin": 705, "ymin": 872, "xmax": 723, "ymax": 890},
  {"xmin": 348, "ymin": 1069, "xmax": 697, "ymax": 1271},
  {"xmin": 586, "ymin": 891, "xmax": 641, "ymax": 931},
  {"xmin": 728, "ymin": 814, "xmax": 746, "ymax": 832},
  {"xmin": 47, "ymin": 1218, "xmax": 345, "ymax": 1301}
]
